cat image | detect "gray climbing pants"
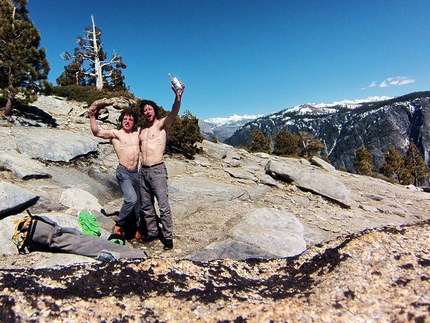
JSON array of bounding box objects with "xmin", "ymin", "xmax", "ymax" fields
[
  {"xmin": 139, "ymin": 162, "xmax": 173, "ymax": 240},
  {"xmin": 116, "ymin": 164, "xmax": 141, "ymax": 227}
]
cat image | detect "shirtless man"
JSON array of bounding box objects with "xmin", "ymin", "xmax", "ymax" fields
[
  {"xmin": 138, "ymin": 82, "xmax": 185, "ymax": 250},
  {"xmin": 89, "ymin": 106, "xmax": 141, "ymax": 241}
]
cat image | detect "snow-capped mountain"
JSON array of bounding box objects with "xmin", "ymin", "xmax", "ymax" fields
[
  {"xmin": 279, "ymin": 96, "xmax": 393, "ymax": 116},
  {"xmin": 200, "ymin": 114, "xmax": 263, "ymax": 142},
  {"xmin": 308, "ymin": 96, "xmax": 392, "ymax": 109},
  {"xmin": 221, "ymin": 91, "xmax": 430, "ymax": 172},
  {"xmin": 199, "ymin": 96, "xmax": 391, "ymax": 142},
  {"xmin": 204, "ymin": 114, "xmax": 264, "ymax": 127}
]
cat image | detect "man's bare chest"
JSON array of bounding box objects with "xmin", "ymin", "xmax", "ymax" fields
[
  {"xmin": 141, "ymin": 128, "xmax": 166, "ymax": 143},
  {"xmin": 116, "ymin": 131, "xmax": 139, "ymax": 146}
]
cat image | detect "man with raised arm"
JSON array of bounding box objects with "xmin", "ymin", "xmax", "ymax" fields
[
  {"xmin": 89, "ymin": 106, "xmax": 141, "ymax": 244},
  {"xmin": 138, "ymin": 81, "xmax": 185, "ymax": 250}
]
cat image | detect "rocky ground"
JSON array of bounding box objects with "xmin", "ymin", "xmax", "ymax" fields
[
  {"xmin": 1, "ymin": 148, "xmax": 430, "ymax": 322},
  {"xmin": 1, "ymin": 96, "xmax": 430, "ymax": 322},
  {"xmin": 1, "ymin": 219, "xmax": 429, "ymax": 322},
  {"xmin": 3, "ymin": 146, "xmax": 430, "ymax": 261},
  {"xmin": 2, "ymin": 146, "xmax": 430, "ymax": 269}
]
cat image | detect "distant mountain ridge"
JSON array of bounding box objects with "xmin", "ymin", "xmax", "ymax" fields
[
  {"xmin": 199, "ymin": 96, "xmax": 393, "ymax": 142},
  {"xmin": 289, "ymin": 95, "xmax": 392, "ymax": 113},
  {"xmin": 199, "ymin": 114, "xmax": 263, "ymax": 143},
  {"xmin": 221, "ymin": 91, "xmax": 430, "ymax": 172}
]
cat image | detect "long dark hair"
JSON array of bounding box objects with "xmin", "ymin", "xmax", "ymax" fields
[{"xmin": 139, "ymin": 100, "xmax": 160, "ymax": 118}]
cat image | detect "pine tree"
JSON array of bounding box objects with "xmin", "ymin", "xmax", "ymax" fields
[
  {"xmin": 398, "ymin": 167, "xmax": 415, "ymax": 186},
  {"xmin": 107, "ymin": 67, "xmax": 128, "ymax": 92},
  {"xmin": 247, "ymin": 129, "xmax": 271, "ymax": 153},
  {"xmin": 166, "ymin": 110, "xmax": 204, "ymax": 156},
  {"xmin": 404, "ymin": 141, "xmax": 429, "ymax": 186},
  {"xmin": 0, "ymin": 0, "xmax": 50, "ymax": 119},
  {"xmin": 379, "ymin": 146, "xmax": 406, "ymax": 183},
  {"xmin": 353, "ymin": 144, "xmax": 376, "ymax": 175},
  {"xmin": 56, "ymin": 57, "xmax": 84, "ymax": 86},
  {"xmin": 273, "ymin": 129, "xmax": 300, "ymax": 156},
  {"xmin": 298, "ymin": 131, "xmax": 326, "ymax": 159},
  {"xmin": 58, "ymin": 15, "xmax": 126, "ymax": 91}
]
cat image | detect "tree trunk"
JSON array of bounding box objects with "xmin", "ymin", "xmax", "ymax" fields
[
  {"xmin": 5, "ymin": 91, "xmax": 14, "ymax": 121},
  {"xmin": 91, "ymin": 15, "xmax": 103, "ymax": 90},
  {"xmin": 5, "ymin": 98, "xmax": 12, "ymax": 117}
]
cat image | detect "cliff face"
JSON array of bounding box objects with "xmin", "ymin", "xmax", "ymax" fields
[{"xmin": 225, "ymin": 92, "xmax": 430, "ymax": 172}]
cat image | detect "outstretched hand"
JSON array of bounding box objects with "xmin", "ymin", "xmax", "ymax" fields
[
  {"xmin": 172, "ymin": 81, "xmax": 185, "ymax": 99},
  {"xmin": 89, "ymin": 105, "xmax": 98, "ymax": 117}
]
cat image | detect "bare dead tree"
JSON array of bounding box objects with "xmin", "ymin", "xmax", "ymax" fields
[{"xmin": 60, "ymin": 15, "xmax": 126, "ymax": 90}]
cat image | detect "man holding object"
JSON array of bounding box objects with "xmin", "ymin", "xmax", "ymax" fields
[{"xmin": 138, "ymin": 81, "xmax": 185, "ymax": 250}]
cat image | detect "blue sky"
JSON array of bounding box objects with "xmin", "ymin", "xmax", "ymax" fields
[{"xmin": 27, "ymin": 0, "xmax": 430, "ymax": 120}]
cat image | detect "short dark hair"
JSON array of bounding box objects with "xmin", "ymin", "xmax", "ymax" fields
[
  {"xmin": 139, "ymin": 99, "xmax": 159, "ymax": 117},
  {"xmin": 119, "ymin": 109, "xmax": 138, "ymax": 131}
]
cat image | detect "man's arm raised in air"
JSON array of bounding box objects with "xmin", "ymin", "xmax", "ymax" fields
[
  {"xmin": 89, "ymin": 105, "xmax": 117, "ymax": 140},
  {"xmin": 162, "ymin": 82, "xmax": 185, "ymax": 130}
]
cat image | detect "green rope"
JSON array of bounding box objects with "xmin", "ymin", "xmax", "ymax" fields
[
  {"xmin": 109, "ymin": 238, "xmax": 125, "ymax": 245},
  {"xmin": 108, "ymin": 234, "xmax": 126, "ymax": 245},
  {"xmin": 78, "ymin": 211, "xmax": 101, "ymax": 237}
]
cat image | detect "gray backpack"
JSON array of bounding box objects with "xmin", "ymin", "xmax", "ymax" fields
[{"xmin": 13, "ymin": 211, "xmax": 147, "ymax": 262}]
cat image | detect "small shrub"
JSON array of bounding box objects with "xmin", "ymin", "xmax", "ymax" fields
[{"xmin": 51, "ymin": 85, "xmax": 135, "ymax": 106}]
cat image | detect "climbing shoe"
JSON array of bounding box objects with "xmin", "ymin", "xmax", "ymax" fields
[{"xmin": 163, "ymin": 239, "xmax": 173, "ymax": 250}]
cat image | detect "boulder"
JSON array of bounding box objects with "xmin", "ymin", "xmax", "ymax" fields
[
  {"xmin": 12, "ymin": 127, "xmax": 100, "ymax": 162},
  {"xmin": 0, "ymin": 182, "xmax": 39, "ymax": 218},
  {"xmin": 265, "ymin": 159, "xmax": 352, "ymax": 207},
  {"xmin": 188, "ymin": 208, "xmax": 306, "ymax": 261},
  {"xmin": 0, "ymin": 150, "xmax": 51, "ymax": 179}
]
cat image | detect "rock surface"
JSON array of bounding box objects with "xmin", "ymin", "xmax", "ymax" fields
[
  {"xmin": 1, "ymin": 95, "xmax": 430, "ymax": 322},
  {"xmin": 1, "ymin": 220, "xmax": 429, "ymax": 322}
]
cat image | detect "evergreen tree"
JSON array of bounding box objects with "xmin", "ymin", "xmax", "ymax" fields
[
  {"xmin": 0, "ymin": 0, "xmax": 50, "ymax": 119},
  {"xmin": 298, "ymin": 131, "xmax": 326, "ymax": 159},
  {"xmin": 398, "ymin": 167, "xmax": 414, "ymax": 186},
  {"xmin": 107, "ymin": 67, "xmax": 128, "ymax": 92},
  {"xmin": 404, "ymin": 141, "xmax": 429, "ymax": 186},
  {"xmin": 379, "ymin": 146, "xmax": 406, "ymax": 183},
  {"xmin": 353, "ymin": 144, "xmax": 375, "ymax": 175},
  {"xmin": 56, "ymin": 57, "xmax": 84, "ymax": 86},
  {"xmin": 166, "ymin": 110, "xmax": 204, "ymax": 156},
  {"xmin": 58, "ymin": 15, "xmax": 126, "ymax": 91},
  {"xmin": 247, "ymin": 129, "xmax": 271, "ymax": 153},
  {"xmin": 273, "ymin": 129, "xmax": 300, "ymax": 156}
]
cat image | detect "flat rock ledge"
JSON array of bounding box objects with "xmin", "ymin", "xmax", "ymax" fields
[{"xmin": 1, "ymin": 219, "xmax": 429, "ymax": 322}]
